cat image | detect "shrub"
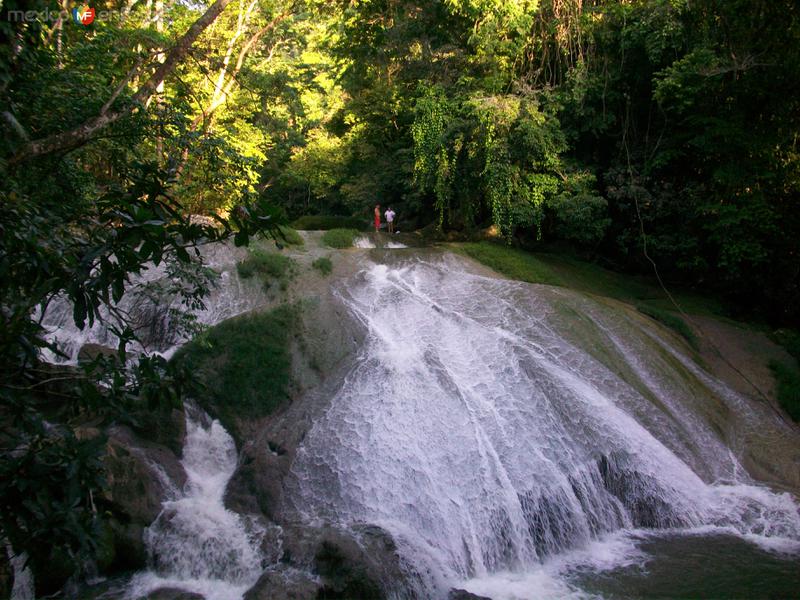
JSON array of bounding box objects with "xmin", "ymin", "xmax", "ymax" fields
[
  {"xmin": 322, "ymin": 228, "xmax": 359, "ymax": 249},
  {"xmin": 292, "ymin": 215, "xmax": 368, "ymax": 231},
  {"xmin": 236, "ymin": 248, "xmax": 294, "ymax": 288},
  {"xmin": 552, "ymin": 193, "xmax": 611, "ymax": 247},
  {"xmin": 312, "ymin": 256, "xmax": 333, "ymax": 275},
  {"xmin": 636, "ymin": 305, "xmax": 698, "ymax": 349},
  {"xmin": 277, "ymin": 226, "xmax": 304, "ymax": 246}
]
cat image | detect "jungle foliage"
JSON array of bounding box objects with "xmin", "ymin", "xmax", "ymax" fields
[{"xmin": 258, "ymin": 0, "xmax": 799, "ymax": 324}]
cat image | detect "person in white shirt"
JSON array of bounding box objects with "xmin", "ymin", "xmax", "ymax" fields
[{"xmin": 384, "ymin": 207, "xmax": 396, "ymax": 234}]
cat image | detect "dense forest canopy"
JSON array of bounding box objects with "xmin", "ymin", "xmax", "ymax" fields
[
  {"xmin": 1, "ymin": 0, "xmax": 799, "ymax": 590},
  {"xmin": 3, "ymin": 0, "xmax": 799, "ymax": 319}
]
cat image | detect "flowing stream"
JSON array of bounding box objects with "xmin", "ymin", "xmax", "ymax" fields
[
  {"xmin": 127, "ymin": 406, "xmax": 266, "ymax": 600},
  {"xmin": 283, "ymin": 255, "xmax": 800, "ymax": 599}
]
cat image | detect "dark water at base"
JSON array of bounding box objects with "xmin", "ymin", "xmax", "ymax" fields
[{"xmin": 573, "ymin": 533, "xmax": 800, "ymax": 599}]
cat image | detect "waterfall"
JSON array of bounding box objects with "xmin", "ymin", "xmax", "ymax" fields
[
  {"xmin": 39, "ymin": 242, "xmax": 265, "ymax": 363},
  {"xmin": 127, "ymin": 407, "xmax": 266, "ymax": 600},
  {"xmin": 283, "ymin": 256, "xmax": 800, "ymax": 598}
]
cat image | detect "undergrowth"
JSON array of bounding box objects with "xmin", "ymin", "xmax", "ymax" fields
[
  {"xmin": 236, "ymin": 248, "xmax": 294, "ymax": 290},
  {"xmin": 312, "ymin": 256, "xmax": 333, "ymax": 275},
  {"xmin": 322, "ymin": 228, "xmax": 359, "ymax": 249}
]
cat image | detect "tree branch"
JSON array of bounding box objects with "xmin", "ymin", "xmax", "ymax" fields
[{"xmin": 8, "ymin": 0, "xmax": 235, "ymax": 166}]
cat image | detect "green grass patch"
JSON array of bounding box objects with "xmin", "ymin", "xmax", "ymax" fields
[
  {"xmin": 453, "ymin": 242, "xmax": 726, "ymax": 319},
  {"xmin": 312, "ymin": 256, "xmax": 333, "ymax": 276},
  {"xmin": 321, "ymin": 228, "xmax": 359, "ymax": 249},
  {"xmin": 174, "ymin": 306, "xmax": 298, "ymax": 439},
  {"xmin": 769, "ymin": 360, "xmax": 800, "ymax": 422},
  {"xmin": 292, "ymin": 215, "xmax": 368, "ymax": 231},
  {"xmin": 236, "ymin": 248, "xmax": 294, "ymax": 290},
  {"xmin": 636, "ymin": 305, "xmax": 698, "ymax": 349},
  {"xmin": 277, "ymin": 226, "xmax": 304, "ymax": 246},
  {"xmin": 455, "ymin": 242, "xmax": 561, "ymax": 285}
]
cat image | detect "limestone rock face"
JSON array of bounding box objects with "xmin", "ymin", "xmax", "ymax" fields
[
  {"xmin": 243, "ymin": 567, "xmax": 319, "ymax": 600},
  {"xmin": 141, "ymin": 587, "xmax": 205, "ymax": 600},
  {"xmin": 102, "ymin": 425, "xmax": 187, "ymax": 572},
  {"xmin": 449, "ymin": 590, "xmax": 492, "ymax": 600},
  {"xmin": 267, "ymin": 524, "xmax": 412, "ymax": 600}
]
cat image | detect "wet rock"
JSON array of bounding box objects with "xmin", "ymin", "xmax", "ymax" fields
[
  {"xmin": 449, "ymin": 590, "xmax": 492, "ymax": 600},
  {"xmin": 278, "ymin": 524, "xmax": 411, "ymax": 600},
  {"xmin": 314, "ymin": 539, "xmax": 383, "ymax": 600},
  {"xmin": 134, "ymin": 407, "xmax": 187, "ymax": 456},
  {"xmin": 142, "ymin": 587, "xmax": 205, "ymax": 600},
  {"xmin": 244, "ymin": 566, "xmax": 319, "ymax": 600},
  {"xmin": 225, "ymin": 441, "xmax": 288, "ymax": 519},
  {"xmin": 78, "ymin": 342, "xmax": 117, "ymax": 364},
  {"xmin": 104, "ymin": 426, "xmax": 186, "ymax": 524},
  {"xmin": 106, "ymin": 520, "xmax": 147, "ymax": 569},
  {"xmin": 102, "ymin": 425, "xmax": 187, "ymax": 573}
]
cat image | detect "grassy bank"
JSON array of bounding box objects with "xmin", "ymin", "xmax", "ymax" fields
[
  {"xmin": 453, "ymin": 242, "xmax": 725, "ymax": 316},
  {"xmin": 455, "ymin": 241, "xmax": 711, "ymax": 355},
  {"xmin": 636, "ymin": 305, "xmax": 699, "ymax": 350},
  {"xmin": 173, "ymin": 305, "xmax": 298, "ymax": 438},
  {"xmin": 456, "ymin": 242, "xmax": 561, "ymax": 285},
  {"xmin": 454, "ymin": 241, "xmax": 714, "ymax": 343}
]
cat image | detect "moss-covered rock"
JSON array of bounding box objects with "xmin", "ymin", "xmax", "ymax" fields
[{"xmin": 173, "ymin": 305, "xmax": 299, "ymax": 444}]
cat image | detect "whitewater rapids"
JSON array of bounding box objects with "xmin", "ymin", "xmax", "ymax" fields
[{"xmin": 283, "ymin": 254, "xmax": 800, "ymax": 598}]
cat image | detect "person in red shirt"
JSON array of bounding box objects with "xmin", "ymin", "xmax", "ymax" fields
[{"xmin": 374, "ymin": 204, "xmax": 381, "ymax": 232}]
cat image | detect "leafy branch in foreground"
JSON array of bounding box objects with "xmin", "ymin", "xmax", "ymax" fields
[{"xmin": 0, "ymin": 160, "xmax": 285, "ymax": 589}]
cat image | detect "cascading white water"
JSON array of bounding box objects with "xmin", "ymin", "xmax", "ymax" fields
[
  {"xmin": 353, "ymin": 236, "xmax": 408, "ymax": 249},
  {"xmin": 127, "ymin": 408, "xmax": 266, "ymax": 600},
  {"xmin": 354, "ymin": 236, "xmax": 377, "ymax": 248},
  {"xmin": 40, "ymin": 242, "xmax": 266, "ymax": 363},
  {"xmin": 284, "ymin": 256, "xmax": 800, "ymax": 599}
]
